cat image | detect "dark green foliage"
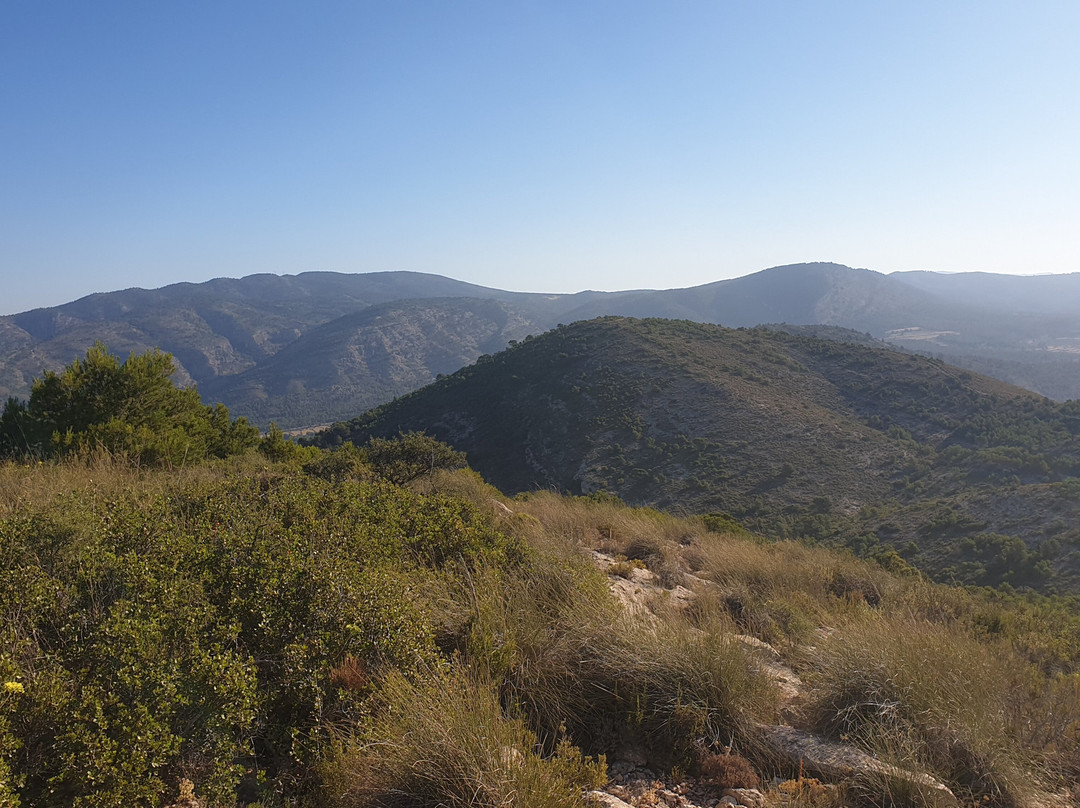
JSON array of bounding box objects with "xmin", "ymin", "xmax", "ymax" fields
[
  {"xmin": 703, "ymin": 511, "xmax": 752, "ymax": 536},
  {"xmin": 0, "ymin": 397, "xmax": 30, "ymax": 458},
  {"xmin": 258, "ymin": 421, "xmax": 314, "ymax": 463},
  {"xmin": 301, "ymin": 442, "xmax": 371, "ymax": 483},
  {"xmin": 0, "ymin": 343, "xmax": 258, "ymax": 464},
  {"xmin": 362, "ymin": 431, "xmax": 467, "ymax": 485}
]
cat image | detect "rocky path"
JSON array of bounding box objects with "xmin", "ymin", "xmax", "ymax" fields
[{"xmin": 585, "ymin": 550, "xmax": 959, "ymax": 808}]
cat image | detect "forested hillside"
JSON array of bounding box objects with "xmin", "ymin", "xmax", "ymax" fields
[{"xmin": 316, "ymin": 318, "xmax": 1080, "ymax": 593}]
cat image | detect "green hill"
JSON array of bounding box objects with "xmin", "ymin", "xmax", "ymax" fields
[{"xmin": 314, "ymin": 317, "xmax": 1080, "ymax": 592}]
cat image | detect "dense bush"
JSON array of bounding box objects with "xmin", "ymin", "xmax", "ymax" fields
[
  {"xmin": 0, "ymin": 343, "xmax": 258, "ymax": 464},
  {"xmin": 361, "ymin": 430, "xmax": 468, "ymax": 485},
  {"xmin": 0, "ymin": 469, "xmax": 515, "ymax": 805}
]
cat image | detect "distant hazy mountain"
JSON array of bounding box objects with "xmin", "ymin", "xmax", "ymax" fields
[
  {"xmin": 199, "ymin": 298, "xmax": 547, "ymax": 427},
  {"xmin": 559, "ymin": 263, "xmax": 960, "ymax": 330},
  {"xmin": 314, "ymin": 317, "xmax": 1080, "ymax": 593},
  {"xmin": 892, "ymin": 270, "xmax": 1080, "ymax": 315},
  {"xmin": 0, "ymin": 271, "xmax": 611, "ymax": 422},
  {"xmin": 3, "ymin": 263, "xmax": 1079, "ymax": 427}
]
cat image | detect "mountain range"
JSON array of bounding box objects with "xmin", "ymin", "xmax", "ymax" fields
[{"xmin": 2, "ymin": 263, "xmax": 1079, "ymax": 428}]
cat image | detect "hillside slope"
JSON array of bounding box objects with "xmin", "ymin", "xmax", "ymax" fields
[
  {"xmin": 200, "ymin": 298, "xmax": 546, "ymax": 427},
  {"xmin": 315, "ymin": 317, "xmax": 1080, "ymax": 592},
  {"xmin": 0, "ymin": 271, "xmax": 605, "ymax": 405}
]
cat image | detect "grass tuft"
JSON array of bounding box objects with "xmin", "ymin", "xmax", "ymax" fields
[
  {"xmin": 805, "ymin": 617, "xmax": 1036, "ymax": 806},
  {"xmin": 323, "ymin": 664, "xmax": 605, "ymax": 808}
]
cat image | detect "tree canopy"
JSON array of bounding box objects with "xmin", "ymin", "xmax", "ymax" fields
[{"xmin": 0, "ymin": 343, "xmax": 257, "ymax": 464}]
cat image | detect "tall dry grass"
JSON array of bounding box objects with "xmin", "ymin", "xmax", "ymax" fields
[
  {"xmin": 438, "ymin": 543, "xmax": 779, "ymax": 769},
  {"xmin": 499, "ymin": 488, "xmax": 897, "ymax": 649},
  {"xmin": 804, "ymin": 615, "xmax": 1037, "ymax": 807},
  {"xmin": 0, "ymin": 451, "xmax": 268, "ymax": 516},
  {"xmin": 322, "ymin": 664, "xmax": 605, "ymax": 808}
]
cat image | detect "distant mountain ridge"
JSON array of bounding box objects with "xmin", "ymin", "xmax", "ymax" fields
[
  {"xmin": 892, "ymin": 270, "xmax": 1080, "ymax": 315},
  {"xmin": 3, "ymin": 263, "xmax": 1079, "ymax": 426}
]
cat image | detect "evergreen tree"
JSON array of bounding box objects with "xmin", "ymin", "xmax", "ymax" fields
[{"xmin": 0, "ymin": 343, "xmax": 258, "ymax": 464}]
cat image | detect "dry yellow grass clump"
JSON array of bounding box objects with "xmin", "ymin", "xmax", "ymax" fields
[{"xmin": 424, "ymin": 471, "xmax": 1080, "ymax": 805}]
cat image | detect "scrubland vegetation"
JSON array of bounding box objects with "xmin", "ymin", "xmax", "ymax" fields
[
  {"xmin": 2, "ymin": 447, "xmax": 1079, "ymax": 807},
  {"xmin": 318, "ymin": 318, "xmax": 1080, "ymax": 594},
  {"xmin": 2, "ymin": 346, "xmax": 1079, "ymax": 807}
]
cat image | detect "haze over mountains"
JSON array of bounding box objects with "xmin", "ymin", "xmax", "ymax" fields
[{"xmin": 2, "ymin": 263, "xmax": 1079, "ymax": 428}]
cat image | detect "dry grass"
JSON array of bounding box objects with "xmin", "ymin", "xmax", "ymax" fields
[
  {"xmin": 804, "ymin": 615, "xmax": 1036, "ymax": 807},
  {"xmin": 699, "ymin": 751, "xmax": 760, "ymax": 788},
  {"xmin": 508, "ymin": 490, "xmax": 694, "ymax": 555},
  {"xmin": 322, "ymin": 664, "xmax": 605, "ymax": 808},
  {"xmin": 502, "ymin": 487, "xmax": 897, "ymax": 647},
  {"xmin": 409, "ymin": 488, "xmax": 780, "ymax": 770},
  {"xmin": 766, "ymin": 777, "xmax": 845, "ymax": 808},
  {"xmin": 453, "ymin": 550, "xmax": 779, "ymax": 769},
  {"xmin": 425, "ymin": 470, "xmax": 1080, "ymax": 799},
  {"xmin": 0, "ymin": 452, "xmax": 269, "ymax": 516}
]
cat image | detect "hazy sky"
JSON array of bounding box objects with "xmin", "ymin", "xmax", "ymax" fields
[{"xmin": 3, "ymin": 1, "xmax": 1079, "ymax": 314}]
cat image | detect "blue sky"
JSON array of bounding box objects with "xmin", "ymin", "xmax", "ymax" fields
[{"xmin": 2, "ymin": 1, "xmax": 1079, "ymax": 314}]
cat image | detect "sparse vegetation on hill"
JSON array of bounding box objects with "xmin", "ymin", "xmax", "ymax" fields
[{"xmin": 313, "ymin": 317, "xmax": 1080, "ymax": 593}]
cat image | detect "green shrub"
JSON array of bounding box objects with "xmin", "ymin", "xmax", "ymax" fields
[
  {"xmin": 0, "ymin": 469, "xmax": 521, "ymax": 805},
  {"xmin": 258, "ymin": 422, "xmax": 317, "ymax": 463},
  {"xmin": 363, "ymin": 431, "xmax": 467, "ymax": 485},
  {"xmin": 0, "ymin": 344, "xmax": 257, "ymax": 464},
  {"xmin": 302, "ymin": 443, "xmax": 372, "ymax": 483}
]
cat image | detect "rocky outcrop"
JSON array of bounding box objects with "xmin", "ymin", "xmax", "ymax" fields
[{"xmin": 751, "ymin": 723, "xmax": 958, "ymax": 807}]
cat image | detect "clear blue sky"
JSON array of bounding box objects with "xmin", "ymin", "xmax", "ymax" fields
[{"xmin": 3, "ymin": 1, "xmax": 1079, "ymax": 314}]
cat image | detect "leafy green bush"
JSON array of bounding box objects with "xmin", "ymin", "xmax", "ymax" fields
[
  {"xmin": 258, "ymin": 422, "xmax": 318, "ymax": 463},
  {"xmin": 0, "ymin": 343, "xmax": 257, "ymax": 464},
  {"xmin": 362, "ymin": 431, "xmax": 467, "ymax": 485},
  {"xmin": 0, "ymin": 468, "xmax": 520, "ymax": 805}
]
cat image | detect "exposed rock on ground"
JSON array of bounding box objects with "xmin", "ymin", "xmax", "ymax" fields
[{"xmin": 585, "ymin": 546, "xmax": 964, "ymax": 808}]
